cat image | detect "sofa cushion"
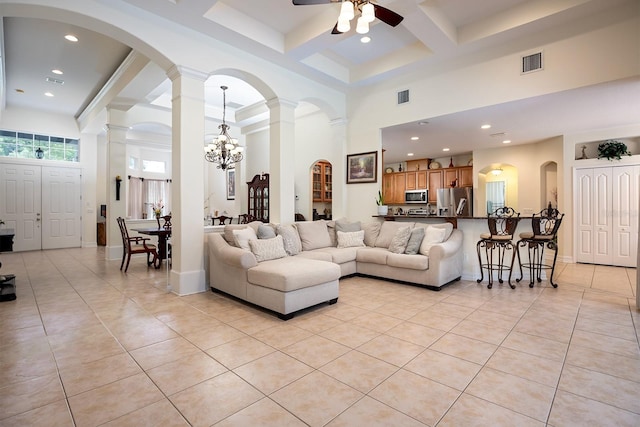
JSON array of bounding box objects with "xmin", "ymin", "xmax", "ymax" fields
[
  {"xmin": 387, "ymin": 253, "xmax": 429, "ymax": 270},
  {"xmin": 257, "ymin": 224, "xmax": 276, "ymax": 239},
  {"xmin": 419, "ymin": 225, "xmax": 448, "ymax": 255},
  {"xmin": 388, "ymin": 226, "xmax": 412, "ymax": 254},
  {"xmin": 232, "ymin": 227, "xmax": 257, "ymax": 250},
  {"xmin": 337, "ymin": 230, "xmax": 365, "ymax": 249},
  {"xmin": 276, "ymin": 224, "xmax": 302, "ymax": 256},
  {"xmin": 375, "ymin": 221, "xmax": 415, "ymax": 248},
  {"xmin": 327, "ymin": 220, "xmax": 337, "ymax": 247},
  {"xmin": 336, "ymin": 219, "xmax": 361, "ymax": 233},
  {"xmin": 311, "ymin": 246, "xmax": 359, "ymax": 264},
  {"xmin": 361, "ymin": 221, "xmax": 381, "ymax": 247},
  {"xmin": 249, "ymin": 235, "xmax": 287, "ymax": 262},
  {"xmin": 404, "ymin": 227, "xmax": 425, "ymax": 255},
  {"xmin": 247, "ymin": 257, "xmax": 340, "ymax": 292},
  {"xmin": 296, "ymin": 250, "xmax": 333, "ymax": 262},
  {"xmin": 296, "ymin": 220, "xmax": 332, "ymax": 251},
  {"xmin": 356, "ymin": 247, "xmax": 389, "ymax": 265}
]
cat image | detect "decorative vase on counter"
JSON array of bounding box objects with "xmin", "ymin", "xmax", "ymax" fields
[{"xmin": 377, "ymin": 205, "xmax": 389, "ymax": 216}]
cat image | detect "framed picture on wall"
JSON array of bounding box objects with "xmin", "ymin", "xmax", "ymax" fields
[
  {"xmin": 346, "ymin": 151, "xmax": 377, "ymax": 184},
  {"xmin": 226, "ymin": 168, "xmax": 236, "ymax": 200}
]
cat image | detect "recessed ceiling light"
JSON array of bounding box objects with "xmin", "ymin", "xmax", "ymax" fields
[
  {"xmin": 65, "ymin": 34, "xmax": 78, "ymax": 42},
  {"xmin": 44, "ymin": 92, "xmax": 54, "ymax": 97},
  {"xmin": 407, "ymin": 153, "xmax": 414, "ymax": 156},
  {"xmin": 503, "ymin": 140, "xmax": 511, "ymax": 144},
  {"xmin": 52, "ymin": 69, "xmax": 63, "ymax": 75},
  {"xmin": 442, "ymin": 148, "xmax": 450, "ymax": 152},
  {"xmin": 410, "ymin": 136, "xmax": 419, "ymax": 141},
  {"xmin": 481, "ymin": 124, "xmax": 491, "ymax": 129},
  {"xmin": 360, "ymin": 36, "xmax": 371, "ymax": 43}
]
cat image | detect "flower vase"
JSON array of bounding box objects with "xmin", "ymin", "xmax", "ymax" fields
[{"xmin": 156, "ymin": 212, "xmax": 161, "ymax": 228}]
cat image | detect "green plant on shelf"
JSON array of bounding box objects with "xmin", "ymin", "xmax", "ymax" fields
[
  {"xmin": 597, "ymin": 140, "xmax": 631, "ymax": 161},
  {"xmin": 375, "ymin": 190, "xmax": 385, "ymax": 206}
]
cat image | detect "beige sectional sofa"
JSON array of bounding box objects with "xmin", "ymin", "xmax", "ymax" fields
[{"xmin": 207, "ymin": 219, "xmax": 463, "ymax": 319}]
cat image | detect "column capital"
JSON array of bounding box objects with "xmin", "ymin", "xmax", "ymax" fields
[
  {"xmin": 266, "ymin": 97, "xmax": 298, "ymax": 110},
  {"xmin": 167, "ymin": 65, "xmax": 209, "ymax": 82}
]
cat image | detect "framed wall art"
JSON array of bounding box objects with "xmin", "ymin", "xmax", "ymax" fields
[
  {"xmin": 346, "ymin": 151, "xmax": 377, "ymax": 184},
  {"xmin": 226, "ymin": 168, "xmax": 236, "ymax": 200}
]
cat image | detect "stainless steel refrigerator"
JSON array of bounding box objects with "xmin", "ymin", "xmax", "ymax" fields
[{"xmin": 436, "ymin": 187, "xmax": 473, "ymax": 216}]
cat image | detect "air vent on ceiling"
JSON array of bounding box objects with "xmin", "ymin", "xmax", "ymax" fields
[
  {"xmin": 45, "ymin": 77, "xmax": 65, "ymax": 85},
  {"xmin": 522, "ymin": 52, "xmax": 543, "ymax": 74},
  {"xmin": 397, "ymin": 89, "xmax": 409, "ymax": 105}
]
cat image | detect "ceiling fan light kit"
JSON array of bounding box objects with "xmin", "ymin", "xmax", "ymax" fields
[{"xmin": 292, "ymin": 0, "xmax": 403, "ymax": 35}]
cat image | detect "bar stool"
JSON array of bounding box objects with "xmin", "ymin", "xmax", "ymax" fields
[
  {"xmin": 477, "ymin": 207, "xmax": 520, "ymax": 289},
  {"xmin": 513, "ymin": 206, "xmax": 564, "ymax": 288}
]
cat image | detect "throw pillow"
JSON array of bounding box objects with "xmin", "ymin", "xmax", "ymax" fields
[
  {"xmin": 375, "ymin": 221, "xmax": 415, "ymax": 248},
  {"xmin": 296, "ymin": 220, "xmax": 332, "ymax": 251},
  {"xmin": 223, "ymin": 224, "xmax": 248, "ymax": 246},
  {"xmin": 232, "ymin": 227, "xmax": 257, "ymax": 250},
  {"xmin": 361, "ymin": 221, "xmax": 381, "ymax": 247},
  {"xmin": 388, "ymin": 226, "xmax": 412, "ymax": 254},
  {"xmin": 404, "ymin": 227, "xmax": 425, "ymax": 255},
  {"xmin": 276, "ymin": 224, "xmax": 302, "ymax": 256},
  {"xmin": 257, "ymin": 224, "xmax": 276, "ymax": 239},
  {"xmin": 248, "ymin": 235, "xmax": 288, "ymax": 262},
  {"xmin": 428, "ymin": 222, "xmax": 454, "ymax": 241},
  {"xmin": 335, "ymin": 219, "xmax": 362, "ymax": 233},
  {"xmin": 337, "ymin": 230, "xmax": 365, "ymax": 249},
  {"xmin": 419, "ymin": 226, "xmax": 448, "ymax": 255}
]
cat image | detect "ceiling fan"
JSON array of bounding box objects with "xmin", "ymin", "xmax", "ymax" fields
[{"xmin": 292, "ymin": 0, "xmax": 404, "ymax": 35}]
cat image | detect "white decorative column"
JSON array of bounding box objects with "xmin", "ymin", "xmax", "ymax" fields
[
  {"xmin": 168, "ymin": 66, "xmax": 208, "ymax": 295},
  {"xmin": 330, "ymin": 118, "xmax": 348, "ymax": 220},
  {"xmin": 267, "ymin": 97, "xmax": 297, "ymax": 224},
  {"xmin": 105, "ymin": 120, "xmax": 128, "ymax": 261}
]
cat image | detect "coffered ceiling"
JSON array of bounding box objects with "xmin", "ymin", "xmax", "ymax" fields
[{"xmin": 1, "ymin": 0, "xmax": 639, "ymax": 161}]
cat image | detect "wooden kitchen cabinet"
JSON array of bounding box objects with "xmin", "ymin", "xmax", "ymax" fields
[
  {"xmin": 443, "ymin": 166, "xmax": 473, "ymax": 188},
  {"xmin": 383, "ymin": 172, "xmax": 407, "ymax": 204},
  {"xmin": 426, "ymin": 169, "xmax": 443, "ymax": 203},
  {"xmin": 405, "ymin": 170, "xmax": 427, "ymax": 190}
]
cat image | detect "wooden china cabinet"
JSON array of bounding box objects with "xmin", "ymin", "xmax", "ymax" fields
[
  {"xmin": 312, "ymin": 161, "xmax": 332, "ymax": 202},
  {"xmin": 247, "ymin": 173, "xmax": 269, "ymax": 222}
]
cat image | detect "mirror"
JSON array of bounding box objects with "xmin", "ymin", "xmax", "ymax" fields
[{"xmin": 486, "ymin": 181, "xmax": 506, "ymax": 213}]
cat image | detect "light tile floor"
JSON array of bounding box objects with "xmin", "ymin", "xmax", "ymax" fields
[{"xmin": 1, "ymin": 248, "xmax": 639, "ymax": 426}]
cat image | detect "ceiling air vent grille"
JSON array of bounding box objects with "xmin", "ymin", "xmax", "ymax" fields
[
  {"xmin": 522, "ymin": 52, "xmax": 543, "ymax": 74},
  {"xmin": 397, "ymin": 89, "xmax": 409, "ymax": 105}
]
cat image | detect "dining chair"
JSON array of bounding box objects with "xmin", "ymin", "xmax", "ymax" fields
[
  {"xmin": 238, "ymin": 214, "xmax": 255, "ymax": 224},
  {"xmin": 116, "ymin": 217, "xmax": 158, "ymax": 272},
  {"xmin": 215, "ymin": 215, "xmax": 231, "ymax": 225}
]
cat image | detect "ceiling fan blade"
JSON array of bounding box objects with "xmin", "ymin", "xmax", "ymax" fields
[
  {"xmin": 331, "ymin": 22, "xmax": 343, "ymax": 34},
  {"xmin": 373, "ymin": 4, "xmax": 404, "ymax": 27},
  {"xmin": 292, "ymin": 0, "xmax": 337, "ymax": 5}
]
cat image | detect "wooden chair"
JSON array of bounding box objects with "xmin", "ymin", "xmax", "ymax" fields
[
  {"xmin": 215, "ymin": 215, "xmax": 231, "ymax": 225},
  {"xmin": 238, "ymin": 214, "xmax": 255, "ymax": 224},
  {"xmin": 117, "ymin": 217, "xmax": 158, "ymax": 272}
]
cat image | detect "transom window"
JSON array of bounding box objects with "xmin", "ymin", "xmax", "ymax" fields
[{"xmin": 0, "ymin": 130, "xmax": 79, "ymax": 162}]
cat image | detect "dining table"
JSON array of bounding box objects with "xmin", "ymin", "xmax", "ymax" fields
[{"xmin": 132, "ymin": 226, "xmax": 171, "ymax": 268}]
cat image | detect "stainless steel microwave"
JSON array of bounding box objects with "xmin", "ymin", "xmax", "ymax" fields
[{"xmin": 405, "ymin": 189, "xmax": 427, "ymax": 204}]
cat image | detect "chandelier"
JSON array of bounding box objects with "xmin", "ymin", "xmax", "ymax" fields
[{"xmin": 204, "ymin": 85, "xmax": 244, "ymax": 170}]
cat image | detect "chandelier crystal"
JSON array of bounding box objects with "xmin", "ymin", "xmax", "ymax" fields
[{"xmin": 204, "ymin": 85, "xmax": 244, "ymax": 170}]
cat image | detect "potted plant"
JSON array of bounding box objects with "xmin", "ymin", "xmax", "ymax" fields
[
  {"xmin": 376, "ymin": 190, "xmax": 388, "ymax": 216},
  {"xmin": 597, "ymin": 140, "xmax": 631, "ymax": 161}
]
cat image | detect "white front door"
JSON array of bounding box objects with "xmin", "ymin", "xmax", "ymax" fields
[
  {"xmin": 41, "ymin": 166, "xmax": 82, "ymax": 249},
  {"xmin": 0, "ymin": 163, "xmax": 42, "ymax": 251}
]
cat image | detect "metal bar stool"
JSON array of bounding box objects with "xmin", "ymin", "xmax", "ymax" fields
[
  {"xmin": 477, "ymin": 207, "xmax": 520, "ymax": 289},
  {"xmin": 513, "ymin": 205, "xmax": 564, "ymax": 288}
]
